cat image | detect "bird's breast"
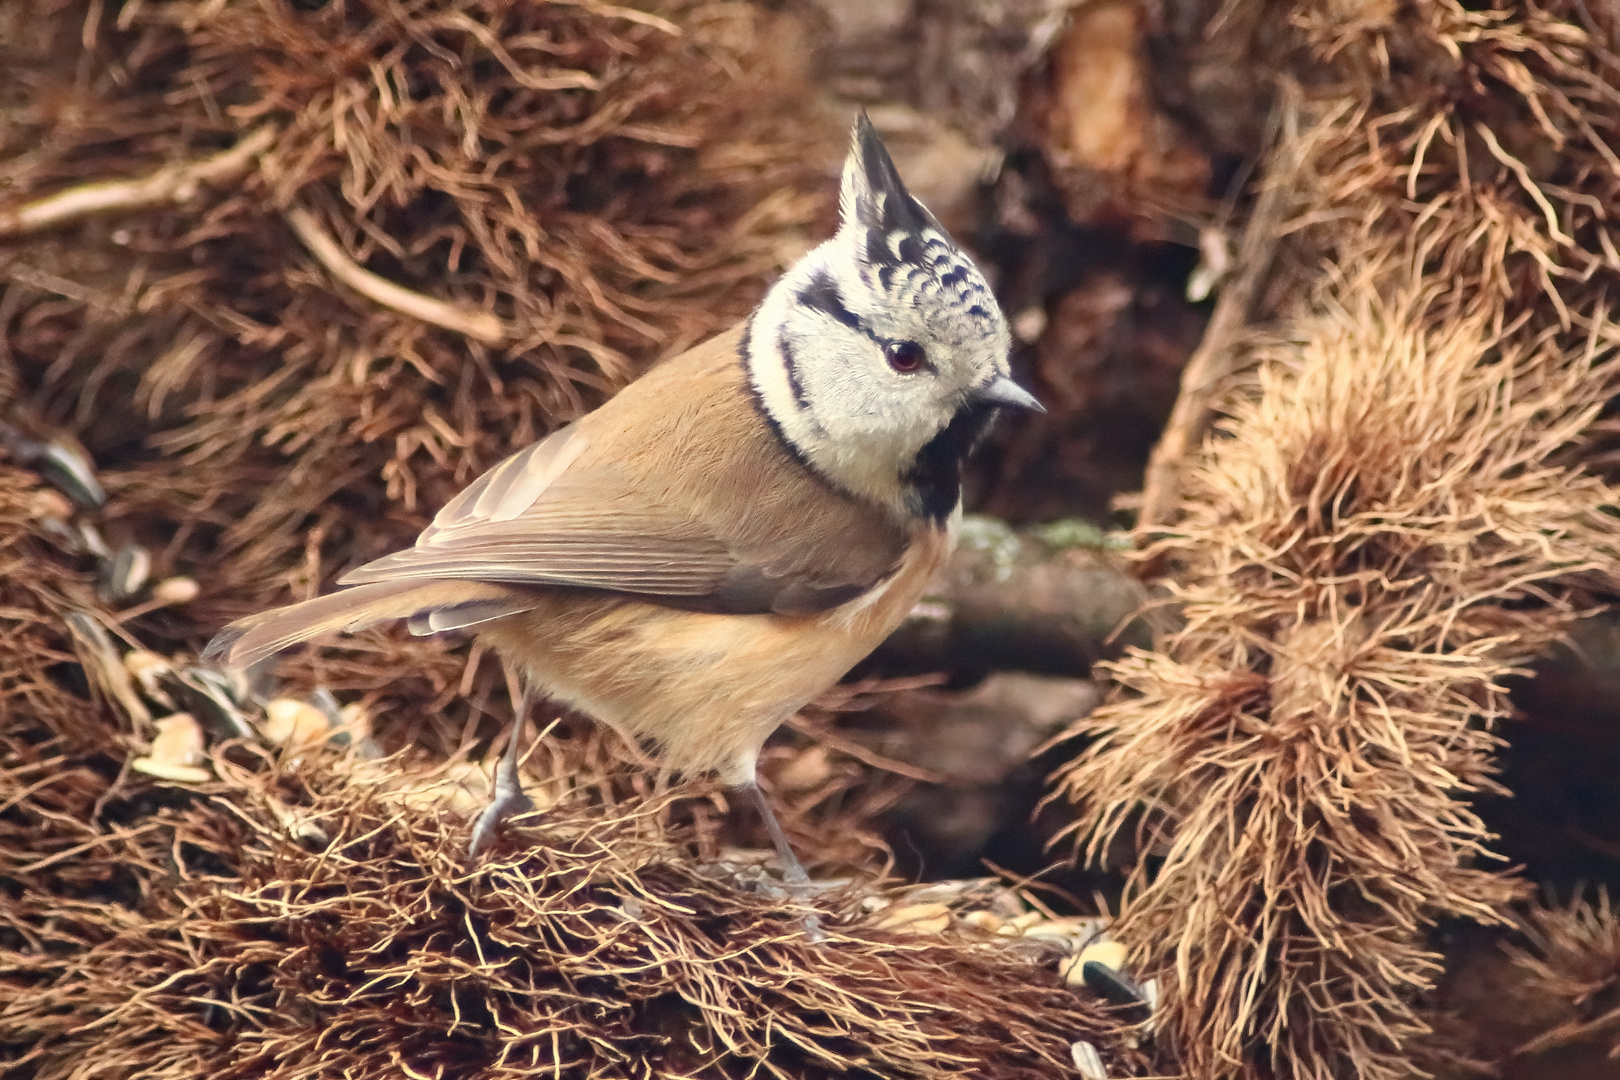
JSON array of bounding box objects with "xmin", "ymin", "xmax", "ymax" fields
[
  {"xmin": 481, "ymin": 519, "xmax": 955, "ymax": 781},
  {"xmin": 822, "ymin": 517, "xmax": 955, "ymax": 637}
]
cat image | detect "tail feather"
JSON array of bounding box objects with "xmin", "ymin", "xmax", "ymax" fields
[
  {"xmin": 408, "ymin": 597, "xmax": 531, "ymax": 635},
  {"xmin": 202, "ymin": 580, "xmax": 534, "ymax": 669}
]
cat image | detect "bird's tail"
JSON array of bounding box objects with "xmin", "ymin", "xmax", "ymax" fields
[{"xmin": 202, "ymin": 579, "xmax": 534, "ymax": 669}]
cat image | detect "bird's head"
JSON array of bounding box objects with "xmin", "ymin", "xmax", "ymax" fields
[{"xmin": 746, "ymin": 113, "xmax": 1039, "ymax": 521}]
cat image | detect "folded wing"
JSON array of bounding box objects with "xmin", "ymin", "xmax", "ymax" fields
[{"xmin": 339, "ymin": 419, "xmax": 906, "ymax": 617}]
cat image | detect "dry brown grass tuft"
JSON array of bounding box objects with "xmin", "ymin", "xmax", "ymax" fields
[
  {"xmin": 1413, "ymin": 890, "xmax": 1620, "ymax": 1079},
  {"xmin": 1055, "ymin": 276, "xmax": 1619, "ymax": 1079},
  {"xmin": 1505, "ymin": 890, "xmax": 1620, "ymax": 1064},
  {"xmin": 0, "ymin": 721, "xmax": 1137, "ymax": 1079},
  {"xmin": 0, "ymin": 6, "xmax": 1125, "ymax": 1074},
  {"xmin": 0, "ymin": 470, "xmax": 114, "ymax": 754},
  {"xmin": 1051, "ymin": 0, "xmax": 1620, "ymax": 1077}
]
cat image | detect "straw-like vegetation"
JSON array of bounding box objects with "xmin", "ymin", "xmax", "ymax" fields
[
  {"xmin": 1, "ymin": 727, "xmax": 1136, "ymax": 1079},
  {"xmin": 1, "ymin": 0, "xmax": 829, "ymax": 698},
  {"xmin": 6, "ymin": 1, "xmax": 1620, "ymax": 1077},
  {"xmin": 1052, "ymin": 1, "xmax": 1620, "ymax": 1077},
  {"xmin": 0, "ymin": 3, "xmax": 1146, "ymax": 1076},
  {"xmin": 1504, "ymin": 890, "xmax": 1620, "ymax": 1065}
]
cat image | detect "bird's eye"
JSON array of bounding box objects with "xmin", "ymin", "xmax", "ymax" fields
[{"xmin": 884, "ymin": 340, "xmax": 927, "ymax": 374}]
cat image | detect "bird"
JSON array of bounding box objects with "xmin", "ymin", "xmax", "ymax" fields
[{"xmin": 203, "ymin": 113, "xmax": 1041, "ymax": 906}]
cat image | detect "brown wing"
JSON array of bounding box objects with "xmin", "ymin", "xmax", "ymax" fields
[
  {"xmin": 340, "ymin": 332, "xmax": 911, "ymax": 616},
  {"xmin": 340, "ymin": 426, "xmax": 740, "ymax": 600}
]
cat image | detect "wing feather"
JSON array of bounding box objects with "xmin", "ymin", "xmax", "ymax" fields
[{"xmin": 339, "ymin": 339, "xmax": 911, "ymax": 615}]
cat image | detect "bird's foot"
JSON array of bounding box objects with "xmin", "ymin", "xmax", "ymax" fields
[
  {"xmin": 467, "ymin": 787, "xmax": 532, "ymax": 857},
  {"xmin": 468, "ymin": 728, "xmax": 533, "ymax": 857},
  {"xmin": 738, "ymin": 781, "xmax": 829, "ymax": 942},
  {"xmin": 795, "ymin": 909, "xmax": 828, "ymax": 943}
]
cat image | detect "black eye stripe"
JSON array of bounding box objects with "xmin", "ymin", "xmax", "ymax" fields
[
  {"xmin": 777, "ymin": 324, "xmax": 809, "ymax": 409},
  {"xmin": 796, "ymin": 260, "xmax": 995, "ymax": 379},
  {"xmin": 797, "ymin": 269, "xmax": 872, "ymax": 338}
]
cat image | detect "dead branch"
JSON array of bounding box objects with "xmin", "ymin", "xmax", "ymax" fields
[
  {"xmin": 0, "ymin": 127, "xmax": 277, "ymax": 238},
  {"xmin": 283, "ymin": 206, "xmax": 508, "ymax": 344},
  {"xmin": 1137, "ymin": 81, "xmax": 1301, "ymax": 530},
  {"xmin": 875, "ymin": 517, "xmax": 1159, "ymax": 678}
]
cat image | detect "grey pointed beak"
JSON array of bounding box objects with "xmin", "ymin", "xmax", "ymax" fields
[{"xmin": 975, "ymin": 374, "xmax": 1045, "ymax": 413}]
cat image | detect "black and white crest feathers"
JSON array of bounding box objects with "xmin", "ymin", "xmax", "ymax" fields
[
  {"xmin": 844, "ymin": 113, "xmax": 941, "ymax": 237},
  {"xmin": 740, "ymin": 112, "xmax": 1020, "ymax": 523},
  {"xmin": 840, "ymin": 113, "xmax": 997, "ymax": 332}
]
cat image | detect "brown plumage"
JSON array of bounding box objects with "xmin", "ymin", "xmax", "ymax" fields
[
  {"xmin": 207, "ymin": 328, "xmax": 946, "ymax": 782},
  {"xmin": 204, "ymin": 116, "xmax": 1036, "ymax": 889}
]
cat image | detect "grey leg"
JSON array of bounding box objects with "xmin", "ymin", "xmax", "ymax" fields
[
  {"xmin": 741, "ymin": 780, "xmax": 825, "ymax": 940},
  {"xmin": 742, "ymin": 779, "xmax": 810, "ymax": 885},
  {"xmin": 469, "ymin": 694, "xmax": 534, "ymax": 857}
]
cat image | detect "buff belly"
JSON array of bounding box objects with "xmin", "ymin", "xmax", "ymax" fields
[{"xmin": 479, "ymin": 524, "xmax": 952, "ymax": 784}]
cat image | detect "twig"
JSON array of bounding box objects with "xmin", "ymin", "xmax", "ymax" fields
[
  {"xmin": 0, "ymin": 127, "xmax": 277, "ymax": 238},
  {"xmin": 284, "ymin": 206, "xmax": 508, "ymax": 344},
  {"xmin": 784, "ymin": 714, "xmax": 946, "ymax": 784},
  {"xmin": 1137, "ymin": 81, "xmax": 1302, "ymax": 529},
  {"xmin": 874, "ymin": 517, "xmax": 1155, "ymax": 677}
]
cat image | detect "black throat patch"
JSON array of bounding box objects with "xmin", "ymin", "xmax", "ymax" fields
[{"xmin": 902, "ymin": 401, "xmax": 998, "ymax": 524}]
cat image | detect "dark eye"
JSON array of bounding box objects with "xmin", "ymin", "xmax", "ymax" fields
[{"xmin": 884, "ymin": 340, "xmax": 927, "ymax": 374}]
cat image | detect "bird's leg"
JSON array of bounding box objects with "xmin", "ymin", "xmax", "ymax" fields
[
  {"xmin": 742, "ymin": 779, "xmax": 810, "ymax": 886},
  {"xmin": 741, "ymin": 780, "xmax": 825, "ymax": 940},
  {"xmin": 469, "ymin": 689, "xmax": 534, "ymax": 857}
]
